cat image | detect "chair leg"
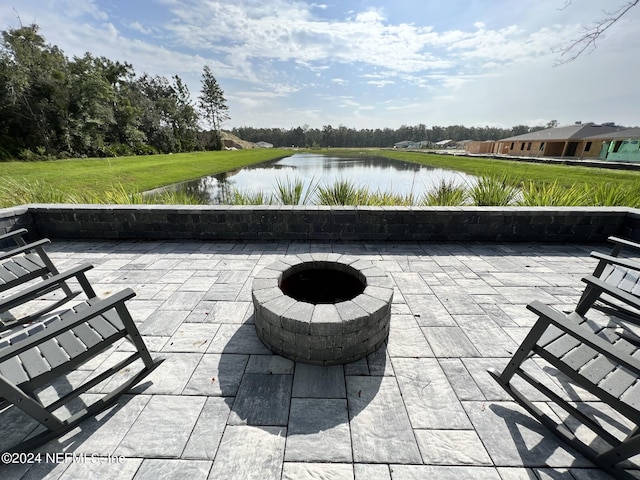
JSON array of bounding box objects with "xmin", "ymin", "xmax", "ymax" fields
[
  {"xmin": 0, "ymin": 376, "xmax": 64, "ymax": 431},
  {"xmin": 597, "ymin": 430, "xmax": 640, "ymax": 465},
  {"xmin": 7, "ymin": 357, "xmax": 163, "ymax": 453},
  {"xmin": 491, "ymin": 316, "xmax": 550, "ymax": 382},
  {"xmin": 576, "ymin": 283, "xmax": 602, "ymax": 316}
]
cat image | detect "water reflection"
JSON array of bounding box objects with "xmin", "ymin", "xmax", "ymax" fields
[{"xmin": 170, "ymin": 153, "xmax": 476, "ymax": 204}]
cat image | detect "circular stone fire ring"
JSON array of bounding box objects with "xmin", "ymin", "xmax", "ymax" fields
[{"xmin": 251, "ymin": 254, "xmax": 393, "ymax": 365}]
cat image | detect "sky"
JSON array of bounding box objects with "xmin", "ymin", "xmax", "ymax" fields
[{"xmin": 2, "ymin": 0, "xmax": 639, "ymax": 130}]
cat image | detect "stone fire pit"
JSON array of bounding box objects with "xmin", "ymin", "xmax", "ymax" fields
[{"xmin": 251, "ymin": 254, "xmax": 393, "ymax": 365}]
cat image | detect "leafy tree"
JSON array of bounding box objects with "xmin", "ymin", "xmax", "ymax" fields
[
  {"xmin": 135, "ymin": 74, "xmax": 199, "ymax": 153},
  {"xmin": 66, "ymin": 53, "xmax": 118, "ymax": 155},
  {"xmin": 0, "ymin": 24, "xmax": 68, "ymax": 156},
  {"xmin": 198, "ymin": 65, "xmax": 229, "ymax": 150},
  {"xmin": 0, "ymin": 23, "xmax": 204, "ymax": 159}
]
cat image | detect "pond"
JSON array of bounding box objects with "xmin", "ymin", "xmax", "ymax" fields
[{"xmin": 165, "ymin": 153, "xmax": 476, "ymax": 204}]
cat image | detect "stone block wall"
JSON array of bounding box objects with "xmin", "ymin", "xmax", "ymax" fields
[
  {"xmin": 0, "ymin": 207, "xmax": 37, "ymax": 247},
  {"xmin": 0, "ymin": 204, "xmax": 637, "ymax": 243}
]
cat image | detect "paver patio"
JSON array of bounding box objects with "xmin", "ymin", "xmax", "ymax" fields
[{"xmin": 0, "ymin": 239, "xmax": 636, "ymax": 479}]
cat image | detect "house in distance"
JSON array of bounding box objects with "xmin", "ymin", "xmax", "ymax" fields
[{"xmin": 466, "ymin": 123, "xmax": 640, "ymax": 162}]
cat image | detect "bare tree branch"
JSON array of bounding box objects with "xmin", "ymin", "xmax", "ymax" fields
[{"xmin": 555, "ymin": 0, "xmax": 638, "ymax": 66}]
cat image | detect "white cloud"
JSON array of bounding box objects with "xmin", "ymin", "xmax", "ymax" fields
[
  {"xmin": 367, "ymin": 80, "xmax": 395, "ymax": 88},
  {"xmin": 128, "ymin": 21, "xmax": 153, "ymax": 35},
  {"xmin": 1, "ymin": 0, "xmax": 638, "ymax": 129},
  {"xmin": 354, "ymin": 9, "xmax": 385, "ymax": 24}
]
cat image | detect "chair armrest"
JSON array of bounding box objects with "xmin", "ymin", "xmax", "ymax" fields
[
  {"xmin": 580, "ymin": 275, "xmax": 640, "ymax": 314},
  {"xmin": 0, "ymin": 229, "xmax": 28, "ymax": 245},
  {"xmin": 0, "ymin": 264, "xmax": 94, "ymax": 313},
  {"xmin": 591, "ymin": 252, "xmax": 640, "ymax": 273},
  {"xmin": 608, "ymin": 236, "xmax": 640, "ymax": 255},
  {"xmin": 0, "ymin": 288, "xmax": 137, "ymax": 362},
  {"xmin": 0, "ymin": 239, "xmax": 51, "ymax": 262},
  {"xmin": 527, "ymin": 300, "xmax": 640, "ymax": 374}
]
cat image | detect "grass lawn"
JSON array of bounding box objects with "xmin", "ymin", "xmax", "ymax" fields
[
  {"xmin": 2, "ymin": 148, "xmax": 640, "ymax": 207},
  {"xmin": 0, "ymin": 149, "xmax": 291, "ymax": 206},
  {"xmin": 346, "ymin": 149, "xmax": 640, "ymax": 189}
]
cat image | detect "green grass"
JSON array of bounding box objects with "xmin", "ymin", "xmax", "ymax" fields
[
  {"xmin": 519, "ymin": 180, "xmax": 587, "ymax": 206},
  {"xmin": 229, "ymin": 189, "xmax": 273, "ymax": 205},
  {"xmin": 274, "ymin": 176, "xmax": 319, "ymax": 205},
  {"xmin": 3, "ymin": 148, "xmax": 640, "ymax": 207},
  {"xmin": 0, "ymin": 178, "xmax": 208, "ymax": 205},
  {"xmin": 316, "ymin": 179, "xmax": 362, "ymax": 205},
  {"xmin": 422, "ymin": 179, "xmax": 468, "ymax": 206},
  {"xmin": 468, "ymin": 173, "xmax": 521, "ymax": 206},
  {"xmin": 377, "ymin": 150, "xmax": 640, "ymax": 191},
  {"xmin": 0, "ymin": 149, "xmax": 291, "ymax": 207}
]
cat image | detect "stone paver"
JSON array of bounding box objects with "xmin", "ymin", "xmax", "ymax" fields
[
  {"xmin": 183, "ymin": 353, "xmax": 248, "ymax": 396},
  {"xmin": 393, "ymin": 357, "xmax": 471, "ymax": 429},
  {"xmin": 285, "ymin": 398, "xmax": 352, "ymax": 462},
  {"xmin": 182, "ymin": 397, "xmax": 232, "ymax": 460},
  {"xmin": 414, "ymin": 429, "xmax": 492, "ymax": 465},
  {"xmin": 116, "ymin": 395, "xmax": 206, "ymax": 457},
  {"xmin": 228, "ymin": 373, "xmax": 292, "ymax": 426},
  {"xmin": 292, "ymin": 363, "xmax": 346, "ymax": 398},
  {"xmin": 54, "ymin": 394, "xmax": 151, "ymax": 455},
  {"xmin": 0, "ymin": 239, "xmax": 628, "ymax": 480},
  {"xmin": 347, "ymin": 376, "xmax": 422, "ymax": 463},
  {"xmin": 133, "ymin": 459, "xmax": 211, "ymax": 480},
  {"xmin": 282, "ymin": 463, "xmax": 354, "ymax": 480},
  {"xmin": 208, "ymin": 425, "xmax": 286, "ymax": 480}
]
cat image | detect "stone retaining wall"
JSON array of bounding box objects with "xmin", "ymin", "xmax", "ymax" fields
[
  {"xmin": 0, "ymin": 207, "xmax": 35, "ymax": 247},
  {"xmin": 1, "ymin": 204, "xmax": 639, "ymax": 243}
]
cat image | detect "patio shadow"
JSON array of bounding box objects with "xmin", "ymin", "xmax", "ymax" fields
[{"xmin": 217, "ymin": 313, "xmax": 385, "ymax": 434}]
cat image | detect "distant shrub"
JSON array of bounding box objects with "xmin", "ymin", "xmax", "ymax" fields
[
  {"xmin": 422, "ymin": 179, "xmax": 468, "ymax": 206},
  {"xmin": 468, "ymin": 173, "xmax": 520, "ymax": 206},
  {"xmin": 103, "ymin": 143, "xmax": 134, "ymax": 158},
  {"xmin": 316, "ymin": 179, "xmax": 365, "ymax": 205},
  {"xmin": 133, "ymin": 143, "xmax": 158, "ymax": 156},
  {"xmin": 230, "ymin": 190, "xmax": 273, "ymax": 205},
  {"xmin": 586, "ymin": 183, "xmax": 640, "ymax": 207},
  {"xmin": 15, "ymin": 147, "xmax": 59, "ymax": 161},
  {"xmin": 519, "ymin": 181, "xmax": 587, "ymax": 206}
]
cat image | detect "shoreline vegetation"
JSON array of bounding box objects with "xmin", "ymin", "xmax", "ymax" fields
[{"xmin": 1, "ymin": 149, "xmax": 640, "ymax": 208}]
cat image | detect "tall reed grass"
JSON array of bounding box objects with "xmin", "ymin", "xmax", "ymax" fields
[
  {"xmin": 0, "ymin": 178, "xmax": 205, "ymax": 206},
  {"xmin": 230, "ymin": 190, "xmax": 273, "ymax": 205},
  {"xmin": 586, "ymin": 183, "xmax": 639, "ymax": 207},
  {"xmin": 467, "ymin": 173, "xmax": 520, "ymax": 206},
  {"xmin": 274, "ymin": 176, "xmax": 318, "ymax": 205},
  {"xmin": 422, "ymin": 179, "xmax": 468, "ymax": 206},
  {"xmin": 519, "ymin": 181, "xmax": 587, "ymax": 206},
  {"xmin": 316, "ymin": 180, "xmax": 367, "ymax": 205},
  {"xmin": 3, "ymin": 172, "xmax": 640, "ymax": 208}
]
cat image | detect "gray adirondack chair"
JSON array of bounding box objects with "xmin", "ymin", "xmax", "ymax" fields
[
  {"xmin": 576, "ymin": 236, "xmax": 640, "ymax": 323},
  {"xmin": 0, "ymin": 229, "xmax": 77, "ymax": 328},
  {"xmin": 489, "ymin": 300, "xmax": 640, "ymax": 480},
  {"xmin": 0, "ymin": 264, "xmax": 163, "ymax": 452}
]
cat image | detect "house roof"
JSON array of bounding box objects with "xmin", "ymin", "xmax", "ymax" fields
[
  {"xmin": 583, "ymin": 127, "xmax": 640, "ymax": 140},
  {"xmin": 394, "ymin": 140, "xmax": 417, "ymax": 147},
  {"xmin": 499, "ymin": 124, "xmax": 624, "ymax": 142},
  {"xmin": 434, "ymin": 139, "xmax": 453, "ymax": 146}
]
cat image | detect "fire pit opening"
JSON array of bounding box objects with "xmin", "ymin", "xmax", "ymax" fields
[{"xmin": 280, "ymin": 266, "xmax": 365, "ymax": 304}]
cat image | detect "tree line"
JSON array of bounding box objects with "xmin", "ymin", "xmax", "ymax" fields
[
  {"xmin": 0, "ymin": 24, "xmax": 228, "ymax": 161},
  {"xmin": 231, "ymin": 123, "xmax": 548, "ymax": 149},
  {"xmin": 0, "ymin": 24, "xmax": 592, "ymax": 160}
]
